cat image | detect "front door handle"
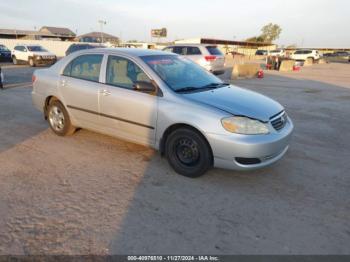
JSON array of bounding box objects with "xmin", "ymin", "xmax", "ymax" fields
[{"xmin": 100, "ymin": 89, "xmax": 111, "ymax": 96}]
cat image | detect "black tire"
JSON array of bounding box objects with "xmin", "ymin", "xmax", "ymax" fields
[
  {"xmin": 165, "ymin": 128, "xmax": 212, "ymax": 178},
  {"xmin": 12, "ymin": 56, "xmax": 18, "ymax": 65},
  {"xmin": 47, "ymin": 100, "xmax": 76, "ymax": 136},
  {"xmin": 29, "ymin": 57, "xmax": 36, "ymax": 67}
]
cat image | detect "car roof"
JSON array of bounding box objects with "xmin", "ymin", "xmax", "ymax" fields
[
  {"xmin": 78, "ymin": 48, "xmax": 174, "ymax": 57},
  {"xmin": 15, "ymin": 44, "xmax": 42, "ymax": 47},
  {"xmin": 166, "ymin": 44, "xmax": 216, "ymax": 47}
]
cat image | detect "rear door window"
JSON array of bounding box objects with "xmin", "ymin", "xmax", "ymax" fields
[
  {"xmin": 186, "ymin": 47, "xmax": 202, "ymax": 55},
  {"xmin": 206, "ymin": 46, "xmax": 223, "ymax": 56},
  {"xmin": 173, "ymin": 47, "xmax": 186, "ymax": 55},
  {"xmin": 63, "ymin": 54, "xmax": 103, "ymax": 82}
]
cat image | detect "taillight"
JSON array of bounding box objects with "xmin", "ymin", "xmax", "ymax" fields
[
  {"xmin": 32, "ymin": 75, "xmax": 37, "ymax": 83},
  {"xmin": 205, "ymin": 55, "xmax": 217, "ymax": 62}
]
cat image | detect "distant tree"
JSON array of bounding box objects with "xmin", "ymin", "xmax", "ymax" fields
[
  {"xmin": 246, "ymin": 36, "xmax": 265, "ymax": 43},
  {"xmin": 286, "ymin": 44, "xmax": 297, "ymax": 49},
  {"xmin": 246, "ymin": 23, "xmax": 282, "ymax": 43},
  {"xmin": 260, "ymin": 23, "xmax": 282, "ymax": 43}
]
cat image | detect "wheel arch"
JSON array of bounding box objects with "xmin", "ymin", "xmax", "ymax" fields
[
  {"xmin": 44, "ymin": 96, "xmax": 59, "ymax": 119},
  {"xmin": 159, "ymin": 123, "xmax": 214, "ymax": 163}
]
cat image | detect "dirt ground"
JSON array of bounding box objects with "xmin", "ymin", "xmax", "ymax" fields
[{"xmin": 0, "ymin": 63, "xmax": 349, "ymax": 255}]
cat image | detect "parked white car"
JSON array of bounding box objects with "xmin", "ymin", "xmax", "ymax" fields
[
  {"xmin": 268, "ymin": 49, "xmax": 286, "ymax": 57},
  {"xmin": 163, "ymin": 44, "xmax": 225, "ymax": 75},
  {"xmin": 291, "ymin": 50, "xmax": 321, "ymax": 62},
  {"xmin": 12, "ymin": 44, "xmax": 57, "ymax": 67}
]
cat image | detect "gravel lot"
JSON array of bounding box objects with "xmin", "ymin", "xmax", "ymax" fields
[{"xmin": 0, "ymin": 63, "xmax": 349, "ymax": 255}]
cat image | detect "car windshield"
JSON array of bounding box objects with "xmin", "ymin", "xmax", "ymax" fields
[
  {"xmin": 0, "ymin": 45, "xmax": 10, "ymax": 51},
  {"xmin": 27, "ymin": 46, "xmax": 47, "ymax": 52},
  {"xmin": 141, "ymin": 55, "xmax": 226, "ymax": 92}
]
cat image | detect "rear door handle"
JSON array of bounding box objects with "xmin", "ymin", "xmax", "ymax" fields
[{"xmin": 100, "ymin": 89, "xmax": 111, "ymax": 96}]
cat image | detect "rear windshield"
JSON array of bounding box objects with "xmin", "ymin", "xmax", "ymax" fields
[
  {"xmin": 73, "ymin": 45, "xmax": 96, "ymax": 51},
  {"xmin": 206, "ymin": 46, "xmax": 223, "ymax": 56},
  {"xmin": 0, "ymin": 45, "xmax": 10, "ymax": 51}
]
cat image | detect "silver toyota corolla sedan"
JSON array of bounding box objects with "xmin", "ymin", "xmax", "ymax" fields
[{"xmin": 32, "ymin": 48, "xmax": 293, "ymax": 178}]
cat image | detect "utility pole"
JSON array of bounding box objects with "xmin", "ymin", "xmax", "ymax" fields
[{"xmin": 98, "ymin": 20, "xmax": 107, "ymax": 44}]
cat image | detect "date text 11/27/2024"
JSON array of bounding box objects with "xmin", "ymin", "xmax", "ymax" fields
[{"xmin": 127, "ymin": 256, "xmax": 220, "ymax": 261}]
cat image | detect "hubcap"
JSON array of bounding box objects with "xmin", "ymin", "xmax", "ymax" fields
[
  {"xmin": 49, "ymin": 106, "xmax": 65, "ymax": 132},
  {"xmin": 174, "ymin": 138, "xmax": 200, "ymax": 166}
]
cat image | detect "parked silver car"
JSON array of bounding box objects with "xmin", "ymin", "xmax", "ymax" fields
[
  {"xmin": 32, "ymin": 48, "xmax": 293, "ymax": 177},
  {"xmin": 163, "ymin": 44, "xmax": 225, "ymax": 75}
]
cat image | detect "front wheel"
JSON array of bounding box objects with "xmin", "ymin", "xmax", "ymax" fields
[
  {"xmin": 29, "ymin": 58, "xmax": 36, "ymax": 67},
  {"xmin": 47, "ymin": 100, "xmax": 76, "ymax": 136},
  {"xmin": 165, "ymin": 128, "xmax": 213, "ymax": 178},
  {"xmin": 12, "ymin": 56, "xmax": 18, "ymax": 65}
]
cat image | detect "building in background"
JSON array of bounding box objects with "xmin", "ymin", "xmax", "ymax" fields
[
  {"xmin": 0, "ymin": 29, "xmax": 51, "ymax": 40},
  {"xmin": 39, "ymin": 26, "xmax": 76, "ymax": 41},
  {"xmin": 78, "ymin": 32, "xmax": 119, "ymax": 45},
  {"xmin": 0, "ymin": 26, "xmax": 76, "ymax": 41}
]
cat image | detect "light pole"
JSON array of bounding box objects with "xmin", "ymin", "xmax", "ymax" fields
[{"xmin": 98, "ymin": 20, "xmax": 107, "ymax": 44}]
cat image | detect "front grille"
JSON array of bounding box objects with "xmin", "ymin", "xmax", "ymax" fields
[{"xmin": 271, "ymin": 112, "xmax": 287, "ymax": 131}]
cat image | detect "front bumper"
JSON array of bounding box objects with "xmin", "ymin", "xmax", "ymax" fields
[
  {"xmin": 0, "ymin": 54, "xmax": 12, "ymax": 61},
  {"xmin": 207, "ymin": 117, "xmax": 294, "ymax": 171},
  {"xmin": 34, "ymin": 57, "xmax": 57, "ymax": 66}
]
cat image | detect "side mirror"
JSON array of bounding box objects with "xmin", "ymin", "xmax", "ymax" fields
[{"xmin": 133, "ymin": 81, "xmax": 156, "ymax": 93}]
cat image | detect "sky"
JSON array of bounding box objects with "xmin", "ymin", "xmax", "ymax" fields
[{"xmin": 0, "ymin": 0, "xmax": 349, "ymax": 48}]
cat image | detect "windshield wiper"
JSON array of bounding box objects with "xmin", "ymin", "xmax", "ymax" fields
[
  {"xmin": 175, "ymin": 83, "xmax": 230, "ymax": 93},
  {"xmin": 201, "ymin": 82, "xmax": 230, "ymax": 89},
  {"xmin": 175, "ymin": 87, "xmax": 201, "ymax": 93}
]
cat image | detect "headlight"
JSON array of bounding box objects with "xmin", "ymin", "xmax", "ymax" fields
[{"xmin": 221, "ymin": 116, "xmax": 269, "ymax": 135}]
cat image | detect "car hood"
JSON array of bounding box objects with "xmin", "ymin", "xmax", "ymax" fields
[
  {"xmin": 31, "ymin": 51, "xmax": 55, "ymax": 56},
  {"xmin": 183, "ymin": 85, "xmax": 284, "ymax": 122}
]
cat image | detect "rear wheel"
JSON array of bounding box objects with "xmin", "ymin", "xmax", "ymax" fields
[
  {"xmin": 165, "ymin": 128, "xmax": 212, "ymax": 178},
  {"xmin": 47, "ymin": 100, "xmax": 76, "ymax": 136}
]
